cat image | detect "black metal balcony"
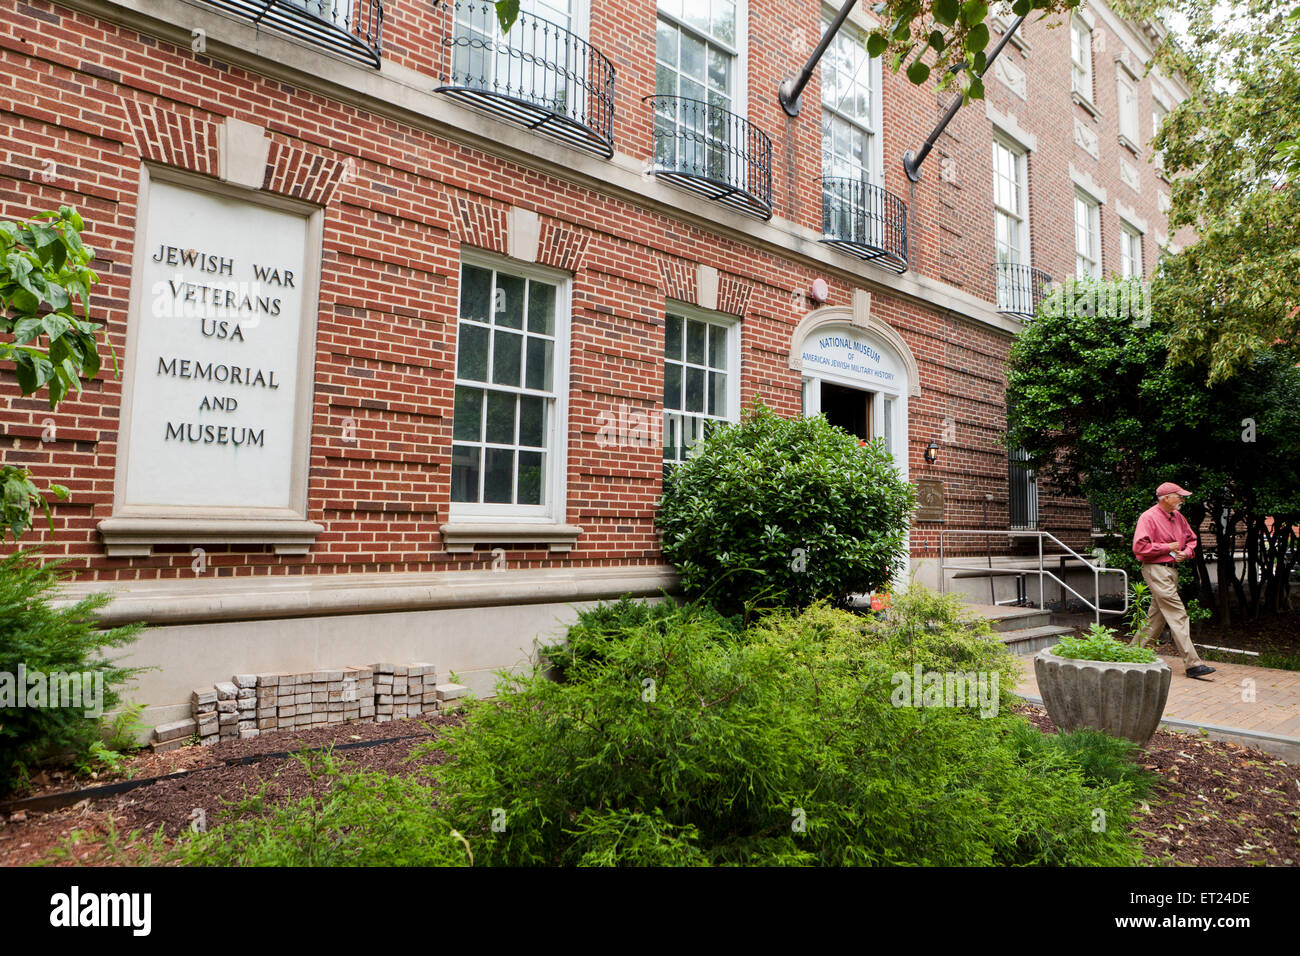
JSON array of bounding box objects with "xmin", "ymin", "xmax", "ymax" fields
[
  {"xmin": 819, "ymin": 178, "xmax": 908, "ymax": 273},
  {"xmin": 434, "ymin": 1, "xmax": 615, "ymax": 158},
  {"xmin": 994, "ymin": 261, "xmax": 1053, "ymax": 319},
  {"xmin": 645, "ymin": 95, "xmax": 772, "ymax": 220},
  {"xmin": 198, "ymin": 0, "xmax": 383, "ymax": 68}
]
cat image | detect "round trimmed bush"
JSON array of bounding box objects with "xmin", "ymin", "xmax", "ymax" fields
[{"xmin": 657, "ymin": 400, "xmax": 915, "ymax": 615}]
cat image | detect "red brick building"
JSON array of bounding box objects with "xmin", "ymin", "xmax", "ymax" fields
[{"xmin": 0, "ymin": 0, "xmax": 1191, "ymax": 726}]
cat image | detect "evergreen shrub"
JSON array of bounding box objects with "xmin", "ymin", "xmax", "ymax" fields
[{"xmin": 657, "ymin": 400, "xmax": 915, "ymax": 616}]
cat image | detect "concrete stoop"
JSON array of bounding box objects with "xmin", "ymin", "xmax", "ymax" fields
[{"xmin": 960, "ymin": 603, "xmax": 1076, "ymax": 655}]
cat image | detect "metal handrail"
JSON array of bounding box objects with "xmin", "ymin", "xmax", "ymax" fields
[{"xmin": 939, "ymin": 529, "xmax": 1129, "ymax": 625}]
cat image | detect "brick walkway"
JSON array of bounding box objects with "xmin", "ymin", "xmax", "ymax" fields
[{"xmin": 1015, "ymin": 652, "xmax": 1300, "ymax": 761}]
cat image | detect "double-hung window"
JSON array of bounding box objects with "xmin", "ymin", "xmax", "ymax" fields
[
  {"xmin": 993, "ymin": 137, "xmax": 1028, "ymax": 310},
  {"xmin": 1074, "ymin": 191, "xmax": 1101, "ymax": 279},
  {"xmin": 452, "ymin": 256, "xmax": 567, "ymax": 519},
  {"xmin": 1117, "ymin": 70, "xmax": 1140, "ymax": 147},
  {"xmin": 452, "ymin": 0, "xmax": 583, "ymax": 112},
  {"xmin": 1070, "ymin": 17, "xmax": 1093, "ymax": 102},
  {"xmin": 821, "ymin": 10, "xmax": 881, "ymax": 245},
  {"xmin": 662, "ymin": 306, "xmax": 738, "ymax": 478},
  {"xmin": 654, "ymin": 0, "xmax": 740, "ymax": 182},
  {"xmin": 1120, "ymin": 223, "xmax": 1142, "ymax": 279}
]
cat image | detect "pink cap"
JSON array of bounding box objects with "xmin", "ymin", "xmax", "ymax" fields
[{"xmin": 1156, "ymin": 482, "xmax": 1191, "ymax": 498}]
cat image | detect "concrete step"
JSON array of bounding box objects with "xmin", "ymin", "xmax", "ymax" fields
[
  {"xmin": 996, "ymin": 624, "xmax": 1075, "ymax": 655},
  {"xmin": 960, "ymin": 603, "xmax": 1054, "ymax": 633}
]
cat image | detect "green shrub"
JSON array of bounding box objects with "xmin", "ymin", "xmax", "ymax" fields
[
  {"xmin": 1185, "ymin": 598, "xmax": 1212, "ymax": 624},
  {"xmin": 541, "ymin": 594, "xmax": 741, "ymax": 680},
  {"xmin": 426, "ymin": 590, "xmax": 1147, "ymax": 866},
  {"xmin": 1259, "ymin": 651, "xmax": 1300, "ymax": 671},
  {"xmin": 0, "ymin": 550, "xmax": 146, "ymax": 794},
  {"xmin": 1051, "ymin": 623, "xmax": 1158, "ymax": 663},
  {"xmin": 176, "ymin": 750, "xmax": 471, "ymax": 867},
  {"xmin": 657, "ymin": 399, "xmax": 915, "ymax": 616},
  {"xmin": 1006, "ymin": 722, "xmax": 1159, "ymax": 793}
]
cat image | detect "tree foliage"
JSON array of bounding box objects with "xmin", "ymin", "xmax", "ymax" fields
[
  {"xmin": 1, "ymin": 205, "xmax": 112, "ymax": 541},
  {"xmin": 860, "ymin": 0, "xmax": 1082, "ymax": 102},
  {"xmin": 1, "ymin": 206, "xmax": 106, "ymax": 406},
  {"xmin": 1007, "ymin": 279, "xmax": 1300, "ymax": 622},
  {"xmin": 1113, "ymin": 0, "xmax": 1300, "ymax": 383}
]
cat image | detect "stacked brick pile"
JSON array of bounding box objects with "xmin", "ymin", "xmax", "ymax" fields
[
  {"xmin": 193, "ymin": 687, "xmax": 217, "ymax": 745},
  {"xmin": 215, "ymin": 681, "xmax": 239, "ymax": 742},
  {"xmin": 259, "ymin": 666, "xmax": 377, "ymax": 731},
  {"xmin": 159, "ymin": 663, "xmax": 466, "ymax": 750},
  {"xmin": 374, "ymin": 663, "xmax": 438, "ymax": 721},
  {"xmin": 234, "ymin": 674, "xmax": 257, "ymax": 737}
]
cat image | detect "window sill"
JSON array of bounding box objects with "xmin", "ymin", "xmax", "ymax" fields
[
  {"xmin": 97, "ymin": 516, "xmax": 324, "ymax": 557},
  {"xmin": 1118, "ymin": 134, "xmax": 1141, "ymax": 156},
  {"xmin": 439, "ymin": 522, "xmax": 584, "ymax": 553},
  {"xmin": 1072, "ymin": 92, "xmax": 1102, "ymax": 120}
]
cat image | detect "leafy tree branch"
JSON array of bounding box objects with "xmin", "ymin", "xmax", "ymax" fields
[{"xmin": 1, "ymin": 205, "xmax": 115, "ymax": 541}]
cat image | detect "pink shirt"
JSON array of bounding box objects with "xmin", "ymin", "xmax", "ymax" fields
[{"xmin": 1132, "ymin": 504, "xmax": 1198, "ymax": 564}]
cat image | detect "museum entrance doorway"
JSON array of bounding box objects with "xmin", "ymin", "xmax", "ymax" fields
[{"xmin": 819, "ymin": 381, "xmax": 873, "ymax": 443}]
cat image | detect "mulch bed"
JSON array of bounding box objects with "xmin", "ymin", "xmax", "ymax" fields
[
  {"xmin": 0, "ymin": 713, "xmax": 460, "ymax": 867},
  {"xmin": 3, "ymin": 706, "xmax": 1296, "ymax": 867},
  {"xmin": 1190, "ymin": 611, "xmax": 1300, "ymax": 657},
  {"xmin": 1015, "ymin": 704, "xmax": 1300, "ymax": 867}
]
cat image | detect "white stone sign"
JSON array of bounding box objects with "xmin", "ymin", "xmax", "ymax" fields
[
  {"xmin": 800, "ymin": 327, "xmax": 900, "ymax": 388},
  {"xmin": 123, "ymin": 180, "xmax": 307, "ymax": 509}
]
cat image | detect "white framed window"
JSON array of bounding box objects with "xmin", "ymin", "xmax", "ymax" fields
[
  {"xmin": 821, "ymin": 9, "xmax": 879, "ymax": 184},
  {"xmin": 993, "ymin": 138, "xmax": 1027, "ymax": 266},
  {"xmin": 662, "ymin": 303, "xmax": 740, "ymax": 474},
  {"xmin": 654, "ymin": 0, "xmax": 743, "ymax": 180},
  {"xmin": 993, "ymin": 136, "xmax": 1030, "ymax": 310},
  {"xmin": 451, "ymin": 253, "xmax": 569, "ymax": 520},
  {"xmin": 1074, "ymin": 190, "xmax": 1101, "ymax": 279},
  {"xmin": 1117, "ymin": 70, "xmax": 1140, "ymax": 146},
  {"xmin": 820, "ymin": 8, "xmax": 883, "ymax": 246},
  {"xmin": 1120, "ymin": 222, "xmax": 1143, "ymax": 278},
  {"xmin": 452, "ymin": 0, "xmax": 587, "ymax": 112},
  {"xmin": 1070, "ymin": 16, "xmax": 1093, "ymax": 101}
]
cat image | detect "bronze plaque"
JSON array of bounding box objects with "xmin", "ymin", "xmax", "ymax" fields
[{"xmin": 915, "ymin": 478, "xmax": 945, "ymax": 522}]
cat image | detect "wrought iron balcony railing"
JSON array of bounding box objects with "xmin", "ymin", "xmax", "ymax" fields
[
  {"xmin": 994, "ymin": 261, "xmax": 1053, "ymax": 319},
  {"xmin": 435, "ymin": 1, "xmax": 615, "ymax": 158},
  {"xmin": 645, "ymin": 95, "xmax": 773, "ymax": 220},
  {"xmin": 819, "ymin": 178, "xmax": 908, "ymax": 274},
  {"xmin": 198, "ymin": 0, "xmax": 383, "ymax": 68}
]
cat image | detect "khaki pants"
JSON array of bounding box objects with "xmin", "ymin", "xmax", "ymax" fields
[{"xmin": 1133, "ymin": 562, "xmax": 1204, "ymax": 670}]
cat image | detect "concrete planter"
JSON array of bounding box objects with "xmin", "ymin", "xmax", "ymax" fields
[{"xmin": 1033, "ymin": 650, "xmax": 1172, "ymax": 747}]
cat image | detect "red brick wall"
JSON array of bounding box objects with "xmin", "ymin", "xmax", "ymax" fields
[{"xmin": 0, "ymin": 0, "xmax": 1185, "ymax": 580}]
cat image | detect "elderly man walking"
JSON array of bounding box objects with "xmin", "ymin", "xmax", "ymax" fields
[{"xmin": 1131, "ymin": 482, "xmax": 1216, "ymax": 678}]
